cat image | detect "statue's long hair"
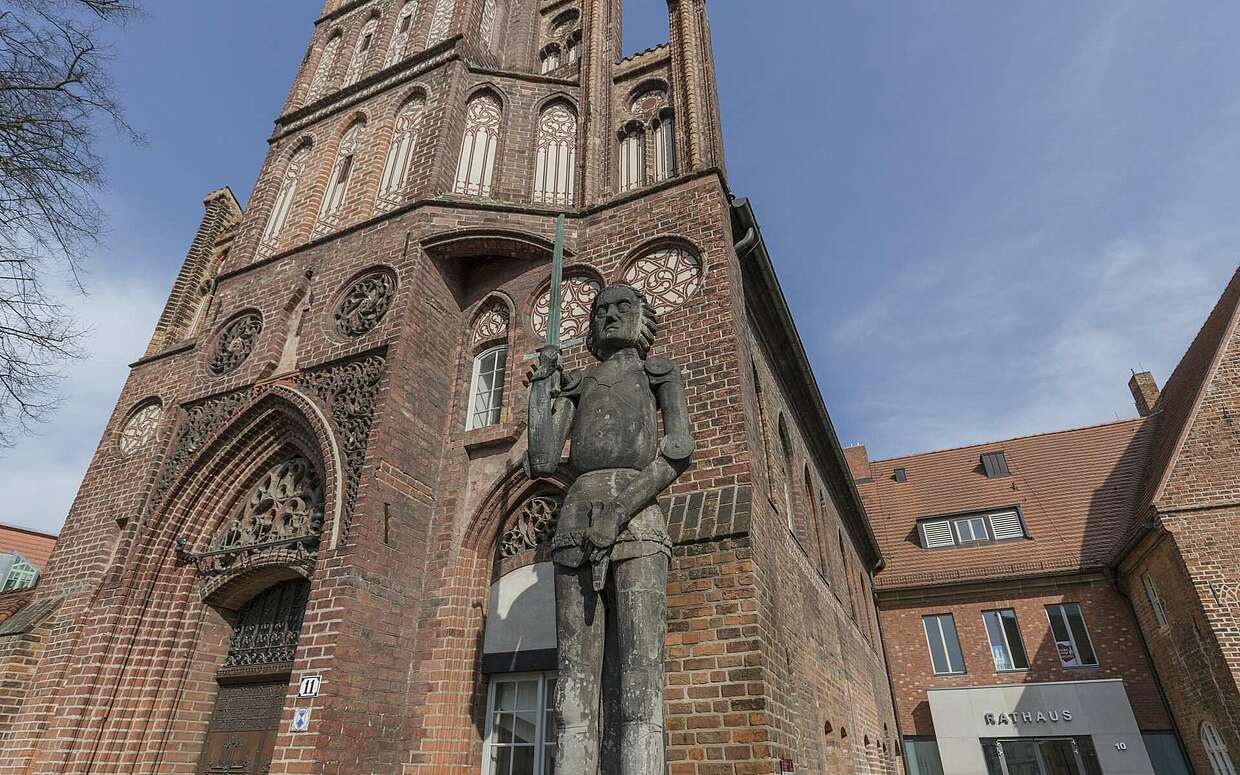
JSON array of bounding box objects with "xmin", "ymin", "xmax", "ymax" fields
[{"xmin": 586, "ymin": 283, "xmax": 658, "ymax": 360}]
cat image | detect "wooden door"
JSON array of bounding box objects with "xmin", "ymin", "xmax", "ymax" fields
[{"xmin": 196, "ymin": 680, "xmax": 286, "ymax": 775}]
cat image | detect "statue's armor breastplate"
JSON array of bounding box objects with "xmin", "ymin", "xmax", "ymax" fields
[{"xmin": 566, "ymin": 360, "xmax": 658, "ymax": 473}]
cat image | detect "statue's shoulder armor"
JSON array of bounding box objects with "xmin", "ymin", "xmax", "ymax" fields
[
  {"xmin": 644, "ymin": 356, "xmax": 680, "ymax": 386},
  {"xmin": 556, "ymin": 368, "xmax": 585, "ymax": 398}
]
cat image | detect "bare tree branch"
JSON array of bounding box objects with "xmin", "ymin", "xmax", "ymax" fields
[{"xmin": 0, "ymin": 0, "xmax": 142, "ymax": 447}]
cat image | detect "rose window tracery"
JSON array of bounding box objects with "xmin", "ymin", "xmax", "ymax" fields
[
  {"xmin": 499, "ymin": 495, "xmax": 561, "ymax": 558},
  {"xmin": 118, "ymin": 403, "xmax": 163, "ymax": 456},
  {"xmin": 472, "ymin": 301, "xmax": 510, "ymax": 347},
  {"xmin": 335, "ymin": 269, "xmax": 397, "ymax": 337},
  {"xmin": 631, "ymin": 88, "xmax": 667, "ymax": 116},
  {"xmin": 202, "ymin": 456, "xmax": 325, "ymax": 574},
  {"xmin": 621, "ymin": 247, "xmax": 703, "ymax": 314},
  {"xmin": 208, "ymin": 313, "xmax": 263, "ymax": 376},
  {"xmin": 531, "ymin": 275, "xmax": 601, "ymax": 340}
]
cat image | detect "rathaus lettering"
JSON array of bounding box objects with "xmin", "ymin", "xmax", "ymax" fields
[{"xmin": 984, "ymin": 710, "xmax": 1074, "ymax": 725}]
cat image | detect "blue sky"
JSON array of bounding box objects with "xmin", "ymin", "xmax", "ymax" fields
[{"xmin": 3, "ymin": 1, "xmax": 1238, "ymax": 533}]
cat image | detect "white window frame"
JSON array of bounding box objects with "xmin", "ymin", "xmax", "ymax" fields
[
  {"xmin": 952, "ymin": 515, "xmax": 989, "ymax": 543},
  {"xmin": 1202, "ymin": 721, "xmax": 1238, "ymax": 775},
  {"xmin": 982, "ymin": 608, "xmax": 1029, "ymax": 672},
  {"xmin": 618, "ymin": 128, "xmax": 645, "ymax": 192},
  {"xmin": 467, "ymin": 345, "xmax": 508, "ymax": 430},
  {"xmin": 482, "ymin": 671, "xmax": 557, "ymax": 775},
  {"xmin": 922, "ymin": 613, "xmax": 966, "ymax": 675},
  {"xmin": 1142, "ymin": 573, "xmax": 1169, "ymax": 627},
  {"xmin": 1045, "ymin": 602, "xmax": 1099, "ymax": 667},
  {"xmin": 1, "ymin": 553, "xmax": 38, "ymax": 593}
]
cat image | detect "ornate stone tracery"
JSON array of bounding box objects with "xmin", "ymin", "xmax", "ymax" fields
[
  {"xmin": 335, "ymin": 269, "xmax": 397, "ymax": 337},
  {"xmin": 221, "ymin": 580, "xmax": 310, "ymax": 670},
  {"xmin": 472, "ymin": 300, "xmax": 510, "ymax": 347},
  {"xmin": 499, "ymin": 494, "xmax": 561, "ymax": 558},
  {"xmin": 531, "ymin": 275, "xmax": 600, "ymax": 340},
  {"xmin": 296, "ymin": 354, "xmax": 385, "ymax": 534},
  {"xmin": 119, "ymin": 402, "xmax": 163, "ymax": 456},
  {"xmin": 621, "ymin": 246, "xmax": 703, "ymax": 314},
  {"xmin": 209, "ymin": 313, "xmax": 263, "ymax": 376},
  {"xmin": 202, "ymin": 456, "xmax": 325, "ymax": 575}
]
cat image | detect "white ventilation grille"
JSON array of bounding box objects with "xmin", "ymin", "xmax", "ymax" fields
[
  {"xmin": 922, "ymin": 520, "xmax": 956, "ymax": 548},
  {"xmin": 988, "ymin": 510, "xmax": 1025, "ymax": 541}
]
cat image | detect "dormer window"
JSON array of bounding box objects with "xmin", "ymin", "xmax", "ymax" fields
[{"xmin": 918, "ymin": 508, "xmax": 1027, "ymax": 549}]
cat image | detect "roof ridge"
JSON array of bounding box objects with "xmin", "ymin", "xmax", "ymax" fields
[{"xmin": 870, "ymin": 416, "xmax": 1150, "ymax": 464}]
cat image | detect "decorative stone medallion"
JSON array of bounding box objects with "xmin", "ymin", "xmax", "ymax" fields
[
  {"xmin": 335, "ymin": 269, "xmax": 397, "ymax": 337},
  {"xmin": 632, "ymin": 88, "xmax": 667, "ymax": 116},
  {"xmin": 531, "ymin": 275, "xmax": 601, "ymax": 340},
  {"xmin": 209, "ymin": 313, "xmax": 263, "ymax": 376},
  {"xmin": 499, "ymin": 495, "xmax": 561, "ymax": 558},
  {"xmin": 118, "ymin": 402, "xmax": 163, "ymax": 456},
  {"xmin": 621, "ymin": 246, "xmax": 703, "ymax": 314}
]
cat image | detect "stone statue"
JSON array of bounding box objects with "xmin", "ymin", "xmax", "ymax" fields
[{"xmin": 527, "ymin": 283, "xmax": 694, "ymax": 775}]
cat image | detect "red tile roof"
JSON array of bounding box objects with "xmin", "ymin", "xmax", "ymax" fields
[
  {"xmin": 867, "ymin": 417, "xmax": 1155, "ymax": 589},
  {"xmin": 0, "ymin": 523, "xmax": 57, "ymax": 571}
]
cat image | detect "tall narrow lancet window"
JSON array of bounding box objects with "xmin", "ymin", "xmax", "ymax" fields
[
  {"xmin": 307, "ymin": 31, "xmax": 343, "ymax": 103},
  {"xmin": 314, "ymin": 121, "xmax": 365, "ymax": 237},
  {"xmin": 533, "ymin": 102, "xmax": 576, "ymax": 207},
  {"xmin": 454, "ymin": 92, "xmax": 501, "ymax": 197},
  {"xmin": 618, "ymin": 125, "xmax": 645, "ymax": 192},
  {"xmin": 653, "ymin": 110, "xmax": 677, "ymax": 182},
  {"xmin": 385, "ymin": 0, "xmax": 419, "ymax": 68},
  {"xmin": 344, "ymin": 16, "xmax": 381, "ymax": 86},
  {"xmin": 778, "ymin": 415, "xmax": 794, "ymax": 531},
  {"xmin": 467, "ymin": 300, "xmax": 510, "ymax": 430},
  {"xmin": 376, "ymin": 96, "xmax": 427, "ymax": 213},
  {"xmin": 428, "ymin": 0, "xmax": 455, "ymax": 45},
  {"xmin": 479, "ymin": 0, "xmax": 504, "ymax": 50},
  {"xmin": 259, "ymin": 144, "xmax": 311, "ymax": 257},
  {"xmin": 565, "ymin": 33, "xmax": 581, "ymax": 65}
]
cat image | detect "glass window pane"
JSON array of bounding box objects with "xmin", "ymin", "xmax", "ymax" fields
[
  {"xmin": 1047, "ymin": 604, "xmax": 1071, "ymax": 642},
  {"xmin": 498, "ymin": 681, "xmax": 518, "ymax": 710},
  {"xmin": 924, "ymin": 617, "xmax": 949, "ymax": 673},
  {"xmin": 1065, "ymin": 604, "xmax": 1097, "ymax": 665},
  {"xmin": 940, "ymin": 615, "xmax": 965, "ymax": 673},
  {"xmin": 1001, "ymin": 610, "xmax": 1030, "ymax": 669},
  {"xmin": 907, "ymin": 738, "xmax": 946, "ymax": 775},
  {"xmin": 517, "ymin": 680, "xmax": 538, "ymax": 710},
  {"xmin": 983, "ymin": 611, "xmax": 1012, "ymax": 671},
  {"xmin": 511, "ymin": 745, "xmax": 536, "ymax": 775},
  {"xmin": 495, "ymin": 746, "xmax": 512, "ymax": 775},
  {"xmin": 495, "ymin": 712, "xmax": 514, "ymax": 743},
  {"xmin": 981, "ymin": 741, "xmax": 1004, "ymax": 775},
  {"xmin": 1000, "ymin": 740, "xmax": 1041, "ymax": 775},
  {"xmin": 1144, "ymin": 732, "xmax": 1192, "ymax": 775},
  {"xmin": 511, "ymin": 711, "xmax": 538, "ymax": 744}
]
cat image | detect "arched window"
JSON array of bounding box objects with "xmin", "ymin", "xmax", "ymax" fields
[
  {"xmin": 307, "ymin": 31, "xmax": 343, "ymax": 102},
  {"xmin": 1203, "ymin": 722, "xmax": 1238, "ymax": 775},
  {"xmin": 778, "ymin": 415, "xmax": 794, "ymax": 531},
  {"xmin": 344, "ymin": 16, "xmax": 381, "ymax": 86},
  {"xmin": 618, "ymin": 125, "xmax": 645, "ymax": 192},
  {"xmin": 259, "ymin": 143, "xmax": 311, "ymax": 257},
  {"xmin": 806, "ymin": 471, "xmax": 828, "ymax": 576},
  {"xmin": 314, "ymin": 121, "xmax": 366, "ymax": 237},
  {"xmin": 467, "ymin": 345, "xmax": 508, "ymax": 430},
  {"xmin": 428, "ymin": 0, "xmax": 455, "ymax": 44},
  {"xmin": 533, "ymin": 102, "xmax": 576, "ymax": 207},
  {"xmin": 539, "ymin": 45, "xmax": 561, "ymax": 75},
  {"xmin": 653, "ymin": 110, "xmax": 677, "ymax": 182},
  {"xmin": 454, "ymin": 92, "xmax": 501, "ymax": 197},
  {"xmin": 565, "ymin": 33, "xmax": 581, "ymax": 65},
  {"xmin": 385, "ymin": 0, "xmax": 419, "ymax": 68},
  {"xmin": 376, "ymin": 96, "xmax": 427, "ymax": 213}
]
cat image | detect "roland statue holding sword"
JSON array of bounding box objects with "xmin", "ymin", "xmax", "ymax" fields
[{"xmin": 525, "ymin": 219, "xmax": 695, "ymax": 775}]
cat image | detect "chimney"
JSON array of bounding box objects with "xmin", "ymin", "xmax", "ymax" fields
[
  {"xmin": 1129, "ymin": 371, "xmax": 1160, "ymax": 417},
  {"xmin": 844, "ymin": 445, "xmax": 872, "ymax": 483}
]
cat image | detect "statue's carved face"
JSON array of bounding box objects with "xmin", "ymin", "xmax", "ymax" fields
[{"xmin": 590, "ymin": 285, "xmax": 644, "ymax": 355}]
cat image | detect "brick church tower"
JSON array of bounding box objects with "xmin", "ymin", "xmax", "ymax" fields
[{"xmin": 0, "ymin": 2, "xmax": 900, "ymax": 773}]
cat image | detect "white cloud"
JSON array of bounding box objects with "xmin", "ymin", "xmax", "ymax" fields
[{"xmin": 0, "ymin": 275, "xmax": 165, "ymax": 534}]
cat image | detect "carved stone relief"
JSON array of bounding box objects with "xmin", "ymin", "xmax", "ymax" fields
[
  {"xmin": 471, "ymin": 300, "xmax": 509, "ymax": 347},
  {"xmin": 209, "ymin": 313, "xmax": 263, "ymax": 376},
  {"xmin": 334, "ymin": 269, "xmax": 397, "ymax": 337}
]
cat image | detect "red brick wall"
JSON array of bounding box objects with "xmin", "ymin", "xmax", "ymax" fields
[{"xmin": 878, "ymin": 578, "xmax": 1172, "ymax": 737}]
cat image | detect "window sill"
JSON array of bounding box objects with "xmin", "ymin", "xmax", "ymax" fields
[
  {"xmin": 994, "ymin": 668, "xmax": 1030, "ymax": 674},
  {"xmin": 1058, "ymin": 664, "xmax": 1101, "ymax": 670},
  {"xmin": 464, "ymin": 422, "xmax": 521, "ymax": 451},
  {"xmin": 932, "ymin": 671, "xmax": 968, "ymax": 677}
]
